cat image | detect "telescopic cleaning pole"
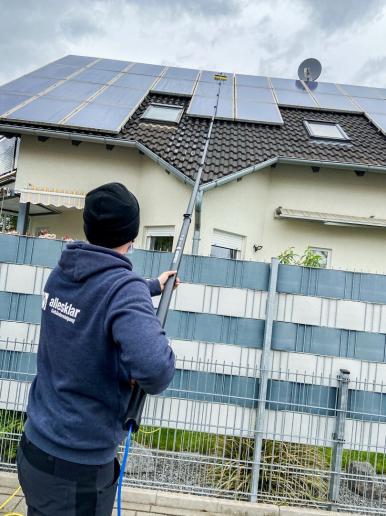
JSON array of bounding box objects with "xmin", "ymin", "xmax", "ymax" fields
[{"xmin": 123, "ymin": 72, "xmax": 227, "ymax": 432}]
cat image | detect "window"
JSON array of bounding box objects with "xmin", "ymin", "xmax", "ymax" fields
[
  {"xmin": 211, "ymin": 245, "xmax": 238, "ymax": 260},
  {"xmin": 210, "ymin": 229, "xmax": 244, "ymax": 260},
  {"xmin": 145, "ymin": 226, "xmax": 174, "ymax": 252},
  {"xmin": 304, "ymin": 121, "xmax": 349, "ymax": 141},
  {"xmin": 150, "ymin": 236, "xmax": 173, "ymax": 252},
  {"xmin": 141, "ymin": 104, "xmax": 183, "ymax": 124},
  {"xmin": 310, "ymin": 247, "xmax": 331, "ymax": 268}
]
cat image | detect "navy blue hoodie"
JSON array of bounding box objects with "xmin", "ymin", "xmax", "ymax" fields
[{"xmin": 25, "ymin": 242, "xmax": 175, "ymax": 465}]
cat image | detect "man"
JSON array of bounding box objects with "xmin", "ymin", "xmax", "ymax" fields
[{"xmin": 17, "ymin": 182, "xmax": 177, "ymax": 515}]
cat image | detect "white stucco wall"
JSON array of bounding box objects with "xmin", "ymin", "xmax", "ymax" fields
[
  {"xmin": 14, "ymin": 135, "xmax": 386, "ymax": 272},
  {"xmin": 202, "ymin": 165, "xmax": 386, "ymax": 270},
  {"xmin": 16, "ymin": 135, "xmax": 192, "ymax": 246}
]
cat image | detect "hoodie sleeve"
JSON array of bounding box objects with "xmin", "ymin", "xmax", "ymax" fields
[
  {"xmin": 146, "ymin": 278, "xmax": 162, "ymax": 297},
  {"xmin": 106, "ymin": 277, "xmax": 175, "ymax": 395}
]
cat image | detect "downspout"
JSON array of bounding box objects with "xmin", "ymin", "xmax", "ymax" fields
[{"xmin": 191, "ymin": 189, "xmax": 203, "ymax": 255}]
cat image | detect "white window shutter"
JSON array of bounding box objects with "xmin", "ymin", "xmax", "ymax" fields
[{"xmin": 212, "ymin": 229, "xmax": 244, "ymax": 251}]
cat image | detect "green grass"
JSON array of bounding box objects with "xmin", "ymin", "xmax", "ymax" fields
[{"xmin": 134, "ymin": 425, "xmax": 220, "ymax": 454}]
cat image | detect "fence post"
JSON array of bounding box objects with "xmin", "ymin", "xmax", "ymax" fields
[
  {"xmin": 328, "ymin": 368, "xmax": 350, "ymax": 508},
  {"xmin": 250, "ymin": 257, "xmax": 279, "ymax": 503}
]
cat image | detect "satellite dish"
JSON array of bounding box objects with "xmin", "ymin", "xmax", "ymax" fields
[{"xmin": 298, "ymin": 58, "xmax": 322, "ymax": 82}]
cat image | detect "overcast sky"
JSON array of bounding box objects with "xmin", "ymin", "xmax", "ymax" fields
[{"xmin": 1, "ymin": 0, "xmax": 386, "ymax": 87}]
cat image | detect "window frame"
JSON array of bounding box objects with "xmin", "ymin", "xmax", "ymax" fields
[
  {"xmin": 309, "ymin": 247, "xmax": 332, "ymax": 268},
  {"xmin": 144, "ymin": 226, "xmax": 175, "ymax": 252},
  {"xmin": 210, "ymin": 229, "xmax": 245, "ymax": 260},
  {"xmin": 304, "ymin": 120, "xmax": 350, "ymax": 142},
  {"xmin": 210, "ymin": 244, "xmax": 239, "ymax": 260},
  {"xmin": 141, "ymin": 103, "xmax": 184, "ymax": 124}
]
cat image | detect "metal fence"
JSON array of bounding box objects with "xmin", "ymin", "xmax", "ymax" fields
[
  {"xmin": 1, "ymin": 235, "xmax": 386, "ymax": 514},
  {"xmin": 1, "ymin": 338, "xmax": 386, "ymax": 513}
]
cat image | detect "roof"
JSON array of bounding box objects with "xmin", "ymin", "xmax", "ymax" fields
[
  {"xmin": 120, "ymin": 94, "xmax": 386, "ymax": 183},
  {"xmin": 1, "ymin": 56, "xmax": 386, "ymax": 185}
]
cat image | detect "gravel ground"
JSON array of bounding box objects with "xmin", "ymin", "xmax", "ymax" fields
[
  {"xmin": 337, "ymin": 481, "xmax": 386, "ymax": 514},
  {"xmin": 123, "ymin": 446, "xmax": 386, "ymax": 514}
]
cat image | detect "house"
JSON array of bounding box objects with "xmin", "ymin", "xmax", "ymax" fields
[{"xmin": 1, "ymin": 55, "xmax": 386, "ymax": 271}]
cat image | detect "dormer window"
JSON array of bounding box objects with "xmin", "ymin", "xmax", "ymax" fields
[
  {"xmin": 141, "ymin": 103, "xmax": 183, "ymax": 124},
  {"xmin": 304, "ymin": 120, "xmax": 349, "ymax": 141}
]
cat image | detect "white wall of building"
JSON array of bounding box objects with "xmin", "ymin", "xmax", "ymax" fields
[
  {"xmin": 14, "ymin": 135, "xmax": 386, "ymax": 271},
  {"xmin": 201, "ymin": 165, "xmax": 386, "ymax": 270},
  {"xmin": 16, "ymin": 136, "xmax": 193, "ymax": 245}
]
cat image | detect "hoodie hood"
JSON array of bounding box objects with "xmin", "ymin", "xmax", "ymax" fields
[{"xmin": 59, "ymin": 241, "xmax": 133, "ymax": 282}]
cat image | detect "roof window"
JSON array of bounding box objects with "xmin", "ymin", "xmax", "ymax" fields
[
  {"xmin": 141, "ymin": 103, "xmax": 183, "ymax": 124},
  {"xmin": 304, "ymin": 120, "xmax": 349, "ymax": 141}
]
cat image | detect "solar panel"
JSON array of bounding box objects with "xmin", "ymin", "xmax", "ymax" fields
[
  {"xmin": 7, "ymin": 97, "xmax": 81, "ymax": 124},
  {"xmin": 129, "ymin": 63, "xmax": 165, "ymax": 77},
  {"xmin": 0, "ymin": 93, "xmax": 31, "ymax": 115},
  {"xmin": 90, "ymin": 59, "xmax": 130, "ymax": 72},
  {"xmin": 152, "ymin": 78, "xmax": 196, "ymax": 96},
  {"xmin": 47, "ymin": 80, "xmax": 103, "ymax": 101},
  {"xmin": 187, "ymin": 95, "xmax": 233, "ymax": 119},
  {"xmin": 366, "ymin": 112, "xmax": 386, "ymax": 133},
  {"xmin": 353, "ymin": 97, "xmax": 386, "ymax": 114},
  {"xmin": 0, "ymin": 76, "xmax": 59, "ymax": 96},
  {"xmin": 236, "ymin": 85, "xmax": 275, "ymax": 103},
  {"xmin": 64, "ymin": 102, "xmax": 131, "ymax": 132},
  {"xmin": 339, "ymin": 84, "xmax": 383, "ymax": 99},
  {"xmin": 75, "ymin": 68, "xmax": 121, "ymax": 85},
  {"xmin": 312, "ymin": 93, "xmax": 360, "ymax": 112},
  {"xmin": 113, "ymin": 73, "xmax": 156, "ymax": 90},
  {"xmin": 55, "ymin": 55, "xmax": 97, "ymax": 67},
  {"xmin": 305, "ymin": 82, "xmax": 342, "ymax": 95},
  {"xmin": 236, "ymin": 99, "xmax": 283, "ymax": 124},
  {"xmin": 236, "ymin": 74, "xmax": 269, "ymax": 88},
  {"xmin": 163, "ymin": 67, "xmax": 199, "ymax": 80},
  {"xmin": 274, "ymin": 89, "xmax": 317, "ymax": 108},
  {"xmin": 93, "ymin": 85, "xmax": 145, "ymax": 107},
  {"xmin": 32, "ymin": 63, "xmax": 82, "ymax": 80},
  {"xmin": 194, "ymin": 81, "xmax": 233, "ymax": 98},
  {"xmin": 271, "ymin": 78, "xmax": 306, "ymax": 91}
]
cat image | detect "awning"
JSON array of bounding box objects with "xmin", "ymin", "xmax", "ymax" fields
[
  {"xmin": 17, "ymin": 185, "xmax": 85, "ymax": 209},
  {"xmin": 275, "ymin": 207, "xmax": 386, "ymax": 228}
]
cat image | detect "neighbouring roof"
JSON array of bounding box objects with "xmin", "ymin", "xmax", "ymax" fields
[{"xmin": 275, "ymin": 207, "xmax": 386, "ymax": 229}]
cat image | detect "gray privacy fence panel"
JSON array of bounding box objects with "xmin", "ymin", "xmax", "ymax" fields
[
  {"xmin": 278, "ymin": 263, "xmax": 386, "ymax": 303},
  {"xmin": 0, "ymin": 235, "xmax": 270, "ymax": 291},
  {"xmin": 3, "ymin": 235, "xmax": 386, "ymax": 302},
  {"xmin": 2, "ymin": 350, "xmax": 386, "ymax": 422},
  {"xmin": 2, "ymin": 289, "xmax": 386, "ymax": 362},
  {"xmin": 273, "ymin": 322, "xmax": 386, "ymax": 362},
  {"xmin": 3, "ymin": 236, "xmax": 386, "ymax": 512}
]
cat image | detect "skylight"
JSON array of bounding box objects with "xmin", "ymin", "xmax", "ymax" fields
[
  {"xmin": 141, "ymin": 104, "xmax": 183, "ymax": 123},
  {"xmin": 304, "ymin": 120, "xmax": 349, "ymax": 141}
]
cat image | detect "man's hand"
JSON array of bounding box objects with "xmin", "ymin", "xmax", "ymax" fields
[{"xmin": 158, "ymin": 270, "xmax": 180, "ymax": 292}]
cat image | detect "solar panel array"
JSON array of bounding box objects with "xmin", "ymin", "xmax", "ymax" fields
[
  {"xmin": 0, "ymin": 56, "xmax": 165, "ymax": 133},
  {"xmin": 0, "ymin": 54, "xmax": 386, "ymax": 134}
]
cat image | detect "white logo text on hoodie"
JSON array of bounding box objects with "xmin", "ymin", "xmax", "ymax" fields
[{"xmin": 42, "ymin": 292, "xmax": 81, "ymax": 324}]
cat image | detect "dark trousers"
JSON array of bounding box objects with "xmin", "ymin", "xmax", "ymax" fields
[{"xmin": 17, "ymin": 434, "xmax": 120, "ymax": 516}]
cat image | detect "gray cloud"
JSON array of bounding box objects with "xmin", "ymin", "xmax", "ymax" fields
[
  {"xmin": 296, "ymin": 0, "xmax": 385, "ymax": 32},
  {"xmin": 0, "ymin": 0, "xmax": 386, "ymax": 88},
  {"xmin": 125, "ymin": 0, "xmax": 241, "ymax": 17},
  {"xmin": 354, "ymin": 56, "xmax": 386, "ymax": 86}
]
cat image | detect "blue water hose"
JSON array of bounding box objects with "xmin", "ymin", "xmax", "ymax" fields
[{"xmin": 117, "ymin": 425, "xmax": 132, "ymax": 516}]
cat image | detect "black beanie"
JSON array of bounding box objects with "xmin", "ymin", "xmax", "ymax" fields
[{"xmin": 83, "ymin": 182, "xmax": 140, "ymax": 249}]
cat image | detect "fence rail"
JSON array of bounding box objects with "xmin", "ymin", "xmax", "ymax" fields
[{"xmin": 1, "ymin": 235, "xmax": 386, "ymax": 514}]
